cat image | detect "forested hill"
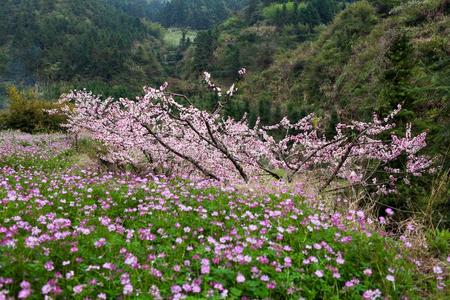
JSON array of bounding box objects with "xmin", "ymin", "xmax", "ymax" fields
[
  {"xmin": 154, "ymin": 0, "xmax": 247, "ymax": 29},
  {"xmin": 107, "ymin": 0, "xmax": 247, "ymax": 29},
  {"xmin": 233, "ymin": 0, "xmax": 450, "ymax": 158},
  {"xmin": 0, "ymin": 0, "xmax": 166, "ymax": 97},
  {"xmin": 0, "ymin": 0, "xmax": 248, "ymax": 99}
]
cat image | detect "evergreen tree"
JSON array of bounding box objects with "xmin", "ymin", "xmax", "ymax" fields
[
  {"xmin": 193, "ymin": 30, "xmax": 217, "ymax": 74},
  {"xmin": 379, "ymin": 33, "xmax": 415, "ymax": 115}
]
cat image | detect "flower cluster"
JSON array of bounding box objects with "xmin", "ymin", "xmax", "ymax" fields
[{"xmin": 0, "ymin": 131, "xmax": 70, "ymax": 159}]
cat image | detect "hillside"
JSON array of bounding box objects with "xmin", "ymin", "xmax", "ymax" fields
[
  {"xmin": 234, "ymin": 1, "xmax": 449, "ymax": 153},
  {"xmin": 155, "ymin": 0, "xmax": 247, "ymax": 29},
  {"xmin": 0, "ymin": 0, "xmax": 166, "ymax": 99}
]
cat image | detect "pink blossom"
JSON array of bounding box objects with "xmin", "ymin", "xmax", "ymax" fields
[
  {"xmin": 44, "ymin": 261, "xmax": 54, "ymax": 271},
  {"xmin": 171, "ymin": 285, "xmax": 182, "ymax": 294},
  {"xmin": 94, "ymin": 238, "xmax": 106, "ymax": 248},
  {"xmin": 18, "ymin": 281, "xmax": 32, "ymax": 299}
]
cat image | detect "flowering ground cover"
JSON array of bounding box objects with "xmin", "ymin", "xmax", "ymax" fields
[
  {"xmin": 0, "ymin": 131, "xmax": 70, "ymax": 160},
  {"xmin": 0, "ymin": 132, "xmax": 448, "ymax": 299}
]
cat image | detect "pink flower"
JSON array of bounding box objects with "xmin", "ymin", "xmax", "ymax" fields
[
  {"xmin": 236, "ymin": 273, "xmax": 246, "ymax": 283},
  {"xmin": 432, "ymin": 266, "xmax": 443, "ymax": 274},
  {"xmin": 336, "ymin": 256, "xmax": 345, "ymax": 265},
  {"xmin": 94, "ymin": 238, "xmax": 106, "ymax": 248},
  {"xmin": 182, "ymin": 283, "xmax": 192, "ymax": 292},
  {"xmin": 363, "ymin": 268, "xmax": 373, "ymax": 276},
  {"xmin": 385, "ymin": 208, "xmax": 394, "ymax": 216},
  {"xmin": 18, "ymin": 289, "xmax": 32, "ymax": 299},
  {"xmin": 266, "ymin": 281, "xmax": 276, "ymax": 289},
  {"xmin": 41, "ymin": 283, "xmax": 52, "ymax": 295},
  {"xmin": 18, "ymin": 281, "xmax": 32, "ymax": 299},
  {"xmin": 363, "ymin": 289, "xmax": 382, "ymax": 299},
  {"xmin": 284, "ymin": 257, "xmax": 292, "ymax": 267},
  {"xmin": 345, "ymin": 278, "xmax": 360, "ymax": 288},
  {"xmin": 97, "ymin": 293, "xmax": 107, "ymax": 300},
  {"xmin": 171, "ymin": 285, "xmax": 182, "ymax": 294},
  {"xmin": 314, "ymin": 270, "xmax": 324, "ymax": 278},
  {"xmin": 386, "ymin": 274, "xmax": 395, "ymax": 282},
  {"xmin": 44, "ymin": 261, "xmax": 54, "ymax": 271},
  {"xmin": 20, "ymin": 281, "xmax": 31, "ymax": 289},
  {"xmin": 173, "ymin": 265, "xmax": 181, "ymax": 272},
  {"xmin": 200, "ymin": 264, "xmax": 210, "ymax": 274},
  {"xmin": 123, "ymin": 284, "xmax": 133, "ymax": 295},
  {"xmin": 73, "ymin": 284, "xmax": 84, "ymax": 294}
]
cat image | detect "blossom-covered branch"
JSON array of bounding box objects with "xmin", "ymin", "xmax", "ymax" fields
[{"xmin": 56, "ymin": 71, "xmax": 432, "ymax": 195}]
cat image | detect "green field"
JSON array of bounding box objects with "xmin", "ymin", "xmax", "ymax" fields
[{"xmin": 163, "ymin": 28, "xmax": 197, "ymax": 48}]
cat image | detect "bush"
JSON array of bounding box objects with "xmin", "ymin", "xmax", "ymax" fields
[{"xmin": 0, "ymin": 86, "xmax": 66, "ymax": 133}]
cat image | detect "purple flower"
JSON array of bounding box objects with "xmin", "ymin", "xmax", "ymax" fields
[
  {"xmin": 236, "ymin": 273, "xmax": 246, "ymax": 283},
  {"xmin": 171, "ymin": 285, "xmax": 182, "ymax": 294},
  {"xmin": 73, "ymin": 284, "xmax": 84, "ymax": 294},
  {"xmin": 432, "ymin": 266, "xmax": 442, "ymax": 274},
  {"xmin": 18, "ymin": 281, "xmax": 32, "ymax": 299},
  {"xmin": 363, "ymin": 268, "xmax": 373, "ymax": 276},
  {"xmin": 386, "ymin": 274, "xmax": 395, "ymax": 282},
  {"xmin": 363, "ymin": 289, "xmax": 382, "ymax": 300},
  {"xmin": 123, "ymin": 284, "xmax": 133, "ymax": 295},
  {"xmin": 44, "ymin": 261, "xmax": 54, "ymax": 271},
  {"xmin": 314, "ymin": 270, "xmax": 324, "ymax": 278},
  {"xmin": 94, "ymin": 238, "xmax": 106, "ymax": 248}
]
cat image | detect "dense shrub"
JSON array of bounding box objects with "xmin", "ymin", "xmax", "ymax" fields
[{"xmin": 0, "ymin": 87, "xmax": 66, "ymax": 133}]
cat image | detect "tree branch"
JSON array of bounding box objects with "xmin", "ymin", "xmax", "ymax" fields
[{"xmin": 141, "ymin": 123, "xmax": 220, "ymax": 181}]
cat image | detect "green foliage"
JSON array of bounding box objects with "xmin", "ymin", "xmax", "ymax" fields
[
  {"xmin": 0, "ymin": 86, "xmax": 66, "ymax": 133},
  {"xmin": 427, "ymin": 229, "xmax": 450, "ymax": 258},
  {"xmin": 0, "ymin": 48, "xmax": 7, "ymax": 74},
  {"xmin": 262, "ymin": 0, "xmax": 347, "ymax": 28},
  {"xmin": 155, "ymin": 0, "xmax": 245, "ymax": 29},
  {"xmin": 192, "ymin": 30, "xmax": 218, "ymax": 74}
]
